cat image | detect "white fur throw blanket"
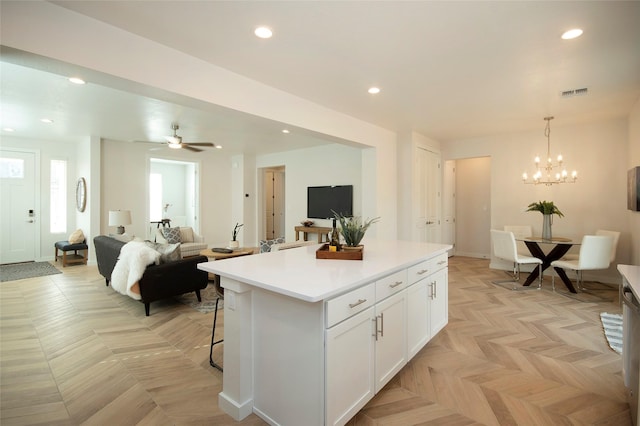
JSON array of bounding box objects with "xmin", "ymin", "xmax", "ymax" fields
[{"xmin": 111, "ymin": 241, "xmax": 160, "ymax": 300}]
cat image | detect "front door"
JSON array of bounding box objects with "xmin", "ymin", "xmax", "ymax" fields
[{"xmin": 0, "ymin": 150, "xmax": 37, "ymax": 264}]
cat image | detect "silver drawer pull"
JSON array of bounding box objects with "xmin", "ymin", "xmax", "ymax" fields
[
  {"xmin": 389, "ymin": 281, "xmax": 403, "ymax": 288},
  {"xmin": 349, "ymin": 298, "xmax": 367, "ymax": 308},
  {"xmin": 437, "ymin": 260, "xmax": 447, "ymax": 265},
  {"xmin": 417, "ymin": 269, "xmax": 429, "ymax": 275}
]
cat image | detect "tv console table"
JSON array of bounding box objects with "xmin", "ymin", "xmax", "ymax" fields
[{"xmin": 294, "ymin": 225, "xmax": 331, "ymax": 243}]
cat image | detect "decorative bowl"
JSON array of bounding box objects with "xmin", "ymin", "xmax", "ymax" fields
[{"xmin": 301, "ymin": 220, "xmax": 314, "ymax": 227}]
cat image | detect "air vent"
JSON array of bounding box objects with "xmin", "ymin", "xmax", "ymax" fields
[{"xmin": 560, "ymin": 87, "xmax": 589, "ymax": 98}]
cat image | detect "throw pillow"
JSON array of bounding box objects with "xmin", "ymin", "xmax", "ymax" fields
[
  {"xmin": 259, "ymin": 237, "xmax": 285, "ymax": 253},
  {"xmin": 144, "ymin": 241, "xmax": 182, "ymax": 263},
  {"xmin": 179, "ymin": 227, "xmax": 194, "ymax": 243},
  {"xmin": 161, "ymin": 227, "xmax": 182, "ymax": 244},
  {"xmin": 68, "ymin": 229, "xmax": 85, "ymax": 244}
]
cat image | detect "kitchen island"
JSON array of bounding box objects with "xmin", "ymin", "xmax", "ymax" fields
[{"xmin": 198, "ymin": 239, "xmax": 452, "ymax": 426}]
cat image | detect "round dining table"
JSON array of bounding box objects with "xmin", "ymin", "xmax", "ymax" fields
[{"xmin": 515, "ymin": 236, "xmax": 582, "ymax": 293}]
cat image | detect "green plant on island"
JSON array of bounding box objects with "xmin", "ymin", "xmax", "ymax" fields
[
  {"xmin": 333, "ymin": 212, "xmax": 380, "ymax": 247},
  {"xmin": 526, "ymin": 200, "xmax": 564, "ymax": 217}
]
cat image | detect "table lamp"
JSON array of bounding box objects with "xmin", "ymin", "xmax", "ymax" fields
[{"xmin": 108, "ymin": 210, "xmax": 131, "ymax": 234}]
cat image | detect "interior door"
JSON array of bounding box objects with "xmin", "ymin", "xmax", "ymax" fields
[
  {"xmin": 264, "ymin": 168, "xmax": 285, "ymax": 240},
  {"xmin": 415, "ymin": 147, "xmax": 441, "ymax": 243},
  {"xmin": 442, "ymin": 160, "xmax": 456, "ymax": 256},
  {"xmin": 0, "ymin": 150, "xmax": 37, "ymax": 264}
]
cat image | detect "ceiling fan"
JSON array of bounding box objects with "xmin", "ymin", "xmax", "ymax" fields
[{"xmin": 141, "ymin": 124, "xmax": 219, "ymax": 152}]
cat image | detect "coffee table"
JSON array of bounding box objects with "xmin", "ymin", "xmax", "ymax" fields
[{"xmin": 200, "ymin": 248, "xmax": 256, "ymax": 282}]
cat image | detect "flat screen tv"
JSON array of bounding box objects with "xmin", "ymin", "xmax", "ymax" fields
[{"xmin": 307, "ymin": 185, "xmax": 353, "ymax": 219}]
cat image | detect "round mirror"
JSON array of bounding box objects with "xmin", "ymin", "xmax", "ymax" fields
[{"xmin": 76, "ymin": 177, "xmax": 87, "ymax": 212}]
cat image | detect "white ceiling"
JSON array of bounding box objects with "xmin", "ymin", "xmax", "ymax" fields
[{"xmin": 1, "ymin": 1, "xmax": 639, "ymax": 153}]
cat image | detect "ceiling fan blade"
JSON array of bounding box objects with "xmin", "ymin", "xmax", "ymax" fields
[
  {"xmin": 133, "ymin": 140, "xmax": 164, "ymax": 144},
  {"xmin": 182, "ymin": 145, "xmax": 203, "ymax": 152},
  {"xmin": 186, "ymin": 142, "xmax": 215, "ymax": 147}
]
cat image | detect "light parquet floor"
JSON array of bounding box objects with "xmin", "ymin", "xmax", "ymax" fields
[{"xmin": 0, "ymin": 256, "xmax": 631, "ymax": 425}]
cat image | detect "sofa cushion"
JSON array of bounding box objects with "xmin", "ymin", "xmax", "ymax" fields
[
  {"xmin": 259, "ymin": 237, "xmax": 285, "ymax": 253},
  {"xmin": 161, "ymin": 227, "xmax": 182, "ymax": 244},
  {"xmin": 179, "ymin": 227, "xmax": 194, "ymax": 243},
  {"xmin": 144, "ymin": 241, "xmax": 182, "ymax": 263}
]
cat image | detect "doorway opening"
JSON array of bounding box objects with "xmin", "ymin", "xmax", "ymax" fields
[{"xmin": 149, "ymin": 158, "xmax": 200, "ymax": 238}]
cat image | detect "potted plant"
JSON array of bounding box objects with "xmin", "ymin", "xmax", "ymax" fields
[
  {"xmin": 526, "ymin": 200, "xmax": 563, "ymax": 240},
  {"xmin": 229, "ymin": 222, "xmax": 243, "ymax": 249},
  {"xmin": 333, "ymin": 212, "xmax": 380, "ymax": 249}
]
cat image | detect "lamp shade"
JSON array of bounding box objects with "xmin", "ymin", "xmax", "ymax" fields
[
  {"xmin": 108, "ymin": 210, "xmax": 131, "ymax": 234},
  {"xmin": 108, "ymin": 210, "xmax": 131, "ymax": 226}
]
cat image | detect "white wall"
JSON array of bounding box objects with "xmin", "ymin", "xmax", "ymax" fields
[
  {"xmin": 101, "ymin": 139, "xmax": 233, "ymax": 245},
  {"xmin": 443, "ymin": 117, "xmax": 633, "ymax": 283},
  {"xmin": 257, "ymin": 144, "xmax": 364, "ymax": 243}
]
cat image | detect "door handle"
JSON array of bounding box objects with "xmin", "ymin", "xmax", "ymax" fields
[{"xmin": 26, "ymin": 220, "xmax": 34, "ymax": 223}]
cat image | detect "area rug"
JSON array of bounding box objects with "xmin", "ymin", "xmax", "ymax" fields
[
  {"xmin": 0, "ymin": 261, "xmax": 61, "ymax": 282},
  {"xmin": 600, "ymin": 312, "xmax": 623, "ymax": 354},
  {"xmin": 175, "ymin": 284, "xmax": 223, "ymax": 313}
]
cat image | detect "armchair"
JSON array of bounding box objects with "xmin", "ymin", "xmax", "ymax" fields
[{"xmin": 156, "ymin": 226, "xmax": 207, "ymax": 258}]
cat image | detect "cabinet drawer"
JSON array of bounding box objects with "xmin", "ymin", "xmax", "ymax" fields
[
  {"xmin": 375, "ymin": 270, "xmax": 408, "ymax": 302},
  {"xmin": 326, "ymin": 283, "xmax": 375, "ymax": 328},
  {"xmin": 408, "ymin": 260, "xmax": 431, "ymax": 284},
  {"xmin": 408, "ymin": 253, "xmax": 448, "ymax": 284},
  {"xmin": 432, "ymin": 253, "xmax": 448, "ymax": 270}
]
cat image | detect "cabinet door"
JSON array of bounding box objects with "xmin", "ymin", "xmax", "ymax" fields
[
  {"xmin": 374, "ymin": 291, "xmax": 407, "ymax": 393},
  {"xmin": 407, "ymin": 279, "xmax": 430, "ymax": 359},
  {"xmin": 429, "ymin": 269, "xmax": 448, "ymax": 337},
  {"xmin": 326, "ymin": 307, "xmax": 375, "ymax": 426}
]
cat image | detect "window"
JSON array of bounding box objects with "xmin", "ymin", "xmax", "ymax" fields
[
  {"xmin": 0, "ymin": 158, "xmax": 24, "ymax": 178},
  {"xmin": 149, "ymin": 173, "xmax": 163, "ymax": 222},
  {"xmin": 50, "ymin": 160, "xmax": 67, "ymax": 233}
]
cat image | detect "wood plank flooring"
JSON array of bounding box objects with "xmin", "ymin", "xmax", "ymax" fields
[{"xmin": 0, "ymin": 256, "xmax": 631, "ymax": 425}]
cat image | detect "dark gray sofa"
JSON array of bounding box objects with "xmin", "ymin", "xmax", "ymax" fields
[{"xmin": 93, "ymin": 235, "xmax": 208, "ymax": 316}]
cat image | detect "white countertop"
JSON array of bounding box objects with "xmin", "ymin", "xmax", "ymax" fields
[
  {"xmin": 198, "ymin": 239, "xmax": 452, "ymax": 302},
  {"xmin": 618, "ymin": 264, "xmax": 640, "ymax": 299}
]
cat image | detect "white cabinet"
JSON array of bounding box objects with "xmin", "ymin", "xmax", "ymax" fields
[
  {"xmin": 326, "ymin": 307, "xmax": 375, "ymax": 426},
  {"xmin": 407, "ymin": 253, "xmax": 448, "ymax": 358},
  {"xmin": 374, "ymin": 290, "xmax": 407, "ymax": 392},
  {"xmin": 326, "ymin": 271, "xmax": 407, "ymax": 425},
  {"xmin": 407, "ymin": 278, "xmax": 430, "ymax": 359},
  {"xmin": 429, "ymin": 268, "xmax": 448, "ymax": 336}
]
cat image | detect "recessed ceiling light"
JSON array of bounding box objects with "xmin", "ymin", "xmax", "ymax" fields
[
  {"xmin": 561, "ymin": 28, "xmax": 583, "ymax": 40},
  {"xmin": 254, "ymin": 26, "xmax": 273, "ymax": 39},
  {"xmin": 282, "ymin": 129, "xmax": 290, "ymax": 134},
  {"xmin": 41, "ymin": 118, "xmax": 54, "ymax": 124},
  {"xmin": 368, "ymin": 87, "xmax": 381, "ymax": 94},
  {"xmin": 215, "ymin": 145, "xmax": 222, "ymax": 149},
  {"xmin": 3, "ymin": 127, "xmax": 15, "ymax": 132},
  {"xmin": 68, "ymin": 77, "xmax": 86, "ymax": 85}
]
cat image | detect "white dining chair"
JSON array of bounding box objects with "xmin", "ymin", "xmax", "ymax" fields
[
  {"xmin": 562, "ymin": 229, "xmax": 620, "ymax": 263},
  {"xmin": 504, "ymin": 225, "xmax": 533, "ymax": 257},
  {"xmin": 491, "ymin": 229, "xmax": 543, "ymax": 290},
  {"xmin": 550, "ymin": 235, "xmax": 614, "ymax": 292}
]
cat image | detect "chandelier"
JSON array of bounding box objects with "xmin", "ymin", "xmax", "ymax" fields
[{"xmin": 522, "ymin": 116, "xmax": 577, "ymax": 185}]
